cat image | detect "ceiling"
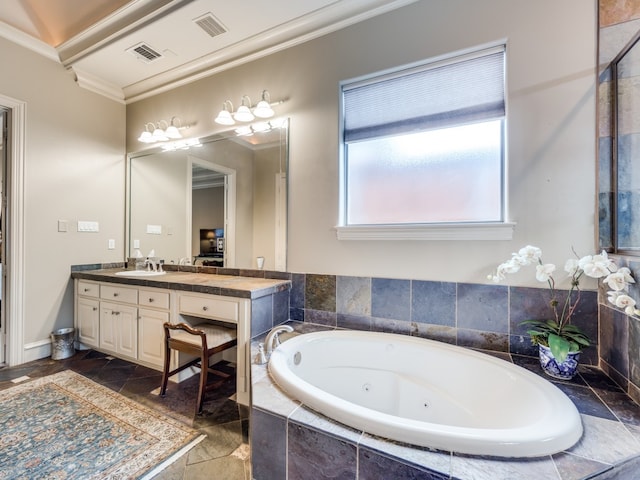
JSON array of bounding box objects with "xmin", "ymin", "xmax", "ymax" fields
[{"xmin": 0, "ymin": 0, "xmax": 416, "ymax": 104}]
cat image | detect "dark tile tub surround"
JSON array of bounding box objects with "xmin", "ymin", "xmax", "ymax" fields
[
  {"xmin": 291, "ymin": 273, "xmax": 601, "ymax": 359},
  {"xmin": 290, "ymin": 271, "xmax": 640, "ymax": 401},
  {"xmin": 251, "ymin": 323, "xmax": 640, "ymax": 480}
]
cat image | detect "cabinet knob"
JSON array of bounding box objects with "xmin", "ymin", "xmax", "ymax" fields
[
  {"xmin": 92, "ymin": 307, "xmax": 97, "ymax": 311},
  {"xmin": 148, "ymin": 298, "xmax": 154, "ymax": 302},
  {"xmin": 202, "ymin": 306, "xmax": 208, "ymax": 311},
  {"xmin": 84, "ymin": 288, "xmax": 90, "ymax": 292},
  {"xmin": 113, "ymin": 293, "xmax": 119, "ymax": 297}
]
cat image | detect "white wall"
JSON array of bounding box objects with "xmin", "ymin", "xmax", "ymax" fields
[
  {"xmin": 126, "ymin": 0, "xmax": 597, "ymax": 288},
  {"xmin": 0, "ymin": 37, "xmax": 125, "ymax": 358}
]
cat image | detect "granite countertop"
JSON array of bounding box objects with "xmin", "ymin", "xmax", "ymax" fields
[{"xmin": 71, "ymin": 268, "xmax": 291, "ymax": 299}]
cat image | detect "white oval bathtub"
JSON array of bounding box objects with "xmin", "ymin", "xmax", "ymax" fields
[{"xmin": 268, "ymin": 330, "xmax": 583, "ymax": 458}]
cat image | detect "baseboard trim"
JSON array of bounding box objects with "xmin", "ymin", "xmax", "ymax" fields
[{"xmin": 23, "ymin": 338, "xmax": 52, "ymax": 363}]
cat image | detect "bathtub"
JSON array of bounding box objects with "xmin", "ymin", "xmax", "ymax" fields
[{"xmin": 268, "ymin": 330, "xmax": 583, "ymax": 458}]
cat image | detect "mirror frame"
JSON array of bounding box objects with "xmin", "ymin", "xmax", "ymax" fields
[{"xmin": 612, "ymin": 31, "xmax": 640, "ymax": 255}]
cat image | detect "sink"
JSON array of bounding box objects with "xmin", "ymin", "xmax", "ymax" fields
[{"xmin": 114, "ymin": 270, "xmax": 167, "ymax": 277}]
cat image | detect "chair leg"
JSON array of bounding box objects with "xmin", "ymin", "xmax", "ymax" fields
[
  {"xmin": 160, "ymin": 339, "xmax": 171, "ymax": 397},
  {"xmin": 196, "ymin": 351, "xmax": 209, "ymax": 415}
]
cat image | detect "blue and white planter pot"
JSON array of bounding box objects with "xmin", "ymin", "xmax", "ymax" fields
[{"xmin": 538, "ymin": 344, "xmax": 580, "ymax": 380}]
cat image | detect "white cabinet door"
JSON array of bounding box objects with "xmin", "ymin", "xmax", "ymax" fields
[
  {"xmin": 100, "ymin": 301, "xmax": 137, "ymax": 360},
  {"xmin": 77, "ymin": 296, "xmax": 99, "ymax": 348},
  {"xmin": 99, "ymin": 303, "xmax": 117, "ymax": 353},
  {"xmin": 118, "ymin": 305, "xmax": 138, "ymax": 360},
  {"xmin": 138, "ymin": 307, "xmax": 169, "ymax": 367}
]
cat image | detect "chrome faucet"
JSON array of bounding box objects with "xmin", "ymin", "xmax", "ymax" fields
[
  {"xmin": 265, "ymin": 325, "xmax": 294, "ymax": 356},
  {"xmin": 256, "ymin": 325, "xmax": 294, "ymax": 364},
  {"xmin": 145, "ymin": 257, "xmax": 158, "ymax": 271}
]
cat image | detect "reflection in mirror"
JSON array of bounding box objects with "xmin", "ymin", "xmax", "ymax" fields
[
  {"xmin": 127, "ymin": 119, "xmax": 288, "ymax": 270},
  {"xmin": 614, "ymin": 33, "xmax": 640, "ymax": 254}
]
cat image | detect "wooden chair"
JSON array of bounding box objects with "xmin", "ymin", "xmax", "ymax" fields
[{"xmin": 160, "ymin": 322, "xmax": 237, "ymax": 415}]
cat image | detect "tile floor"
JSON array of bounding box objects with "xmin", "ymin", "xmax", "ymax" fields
[{"xmin": 0, "ymin": 349, "xmax": 250, "ymax": 480}]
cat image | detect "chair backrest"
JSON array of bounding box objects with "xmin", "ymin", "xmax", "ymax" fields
[{"xmin": 164, "ymin": 322, "xmax": 208, "ymax": 351}]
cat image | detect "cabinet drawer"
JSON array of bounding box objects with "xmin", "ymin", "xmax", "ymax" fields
[
  {"xmin": 139, "ymin": 289, "xmax": 170, "ymax": 309},
  {"xmin": 77, "ymin": 280, "xmax": 99, "ymax": 298},
  {"xmin": 100, "ymin": 284, "xmax": 138, "ymax": 304},
  {"xmin": 179, "ymin": 294, "xmax": 239, "ymax": 323}
]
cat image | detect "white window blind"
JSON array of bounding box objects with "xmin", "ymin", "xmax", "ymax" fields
[{"xmin": 343, "ymin": 47, "xmax": 505, "ymax": 142}]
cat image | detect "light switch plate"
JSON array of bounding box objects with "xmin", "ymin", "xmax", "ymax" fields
[
  {"xmin": 146, "ymin": 224, "xmax": 162, "ymax": 235},
  {"xmin": 108, "ymin": 239, "xmax": 115, "ymax": 249},
  {"xmin": 78, "ymin": 221, "xmax": 99, "ymax": 232},
  {"xmin": 57, "ymin": 220, "xmax": 68, "ymax": 232},
  {"xmin": 133, "ymin": 239, "xmax": 140, "ymax": 249}
]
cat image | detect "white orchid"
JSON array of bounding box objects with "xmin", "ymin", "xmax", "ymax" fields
[
  {"xmin": 564, "ymin": 258, "xmax": 579, "ymax": 276},
  {"xmin": 578, "ymin": 251, "xmax": 618, "ymax": 279},
  {"xmin": 604, "ymin": 267, "xmax": 635, "ymax": 292},
  {"xmin": 517, "ymin": 245, "xmax": 543, "ymax": 265},
  {"xmin": 608, "ymin": 291, "xmax": 637, "ymax": 315},
  {"xmin": 490, "ymin": 245, "xmax": 637, "ymax": 363},
  {"xmin": 535, "ymin": 263, "xmax": 556, "ymax": 282}
]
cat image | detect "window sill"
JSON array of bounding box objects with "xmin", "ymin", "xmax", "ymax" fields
[{"xmin": 335, "ymin": 222, "xmax": 516, "ymax": 241}]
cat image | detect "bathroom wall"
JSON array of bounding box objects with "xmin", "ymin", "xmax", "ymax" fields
[
  {"xmin": 598, "ymin": 0, "xmax": 640, "ymax": 404},
  {"xmin": 126, "ymin": 0, "xmax": 597, "ymax": 287},
  {"xmin": 0, "ymin": 36, "xmax": 125, "ymax": 362}
]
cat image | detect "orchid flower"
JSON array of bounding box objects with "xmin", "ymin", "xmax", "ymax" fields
[{"xmin": 535, "ymin": 263, "xmax": 556, "ymax": 283}]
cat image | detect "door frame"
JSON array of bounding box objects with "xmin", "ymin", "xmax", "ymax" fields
[
  {"xmin": 188, "ymin": 155, "xmax": 237, "ymax": 268},
  {"xmin": 0, "ymin": 93, "xmax": 26, "ymax": 366}
]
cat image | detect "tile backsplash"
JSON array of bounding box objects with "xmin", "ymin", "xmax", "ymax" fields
[{"xmin": 289, "ymin": 273, "xmax": 600, "ymax": 365}]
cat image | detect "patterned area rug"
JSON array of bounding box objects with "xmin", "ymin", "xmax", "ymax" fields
[{"xmin": 0, "ymin": 370, "xmax": 204, "ymax": 479}]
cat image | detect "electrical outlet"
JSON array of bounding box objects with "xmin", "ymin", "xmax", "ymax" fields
[
  {"xmin": 57, "ymin": 220, "xmax": 68, "ymax": 232},
  {"xmin": 108, "ymin": 239, "xmax": 115, "ymax": 249},
  {"xmin": 133, "ymin": 239, "xmax": 140, "ymax": 249}
]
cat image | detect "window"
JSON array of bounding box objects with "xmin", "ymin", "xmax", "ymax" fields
[{"xmin": 338, "ymin": 45, "xmax": 512, "ymax": 240}]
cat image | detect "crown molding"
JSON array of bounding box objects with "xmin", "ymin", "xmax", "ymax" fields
[
  {"xmin": 71, "ymin": 68, "xmax": 126, "ymax": 104},
  {"xmin": 0, "ymin": 21, "xmax": 58, "ymax": 62}
]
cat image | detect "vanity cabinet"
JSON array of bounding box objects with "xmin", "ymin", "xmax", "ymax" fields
[
  {"xmin": 74, "ymin": 280, "xmax": 174, "ymax": 370},
  {"xmin": 73, "ymin": 269, "xmax": 289, "ymax": 409},
  {"xmin": 76, "ymin": 281, "xmax": 100, "ymax": 348}
]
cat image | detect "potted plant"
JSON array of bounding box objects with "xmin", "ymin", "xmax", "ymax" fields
[{"xmin": 489, "ymin": 245, "xmax": 637, "ymax": 379}]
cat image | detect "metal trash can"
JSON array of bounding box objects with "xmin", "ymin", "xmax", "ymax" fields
[{"xmin": 51, "ymin": 327, "xmax": 75, "ymax": 360}]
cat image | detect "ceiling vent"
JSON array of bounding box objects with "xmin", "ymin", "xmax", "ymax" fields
[
  {"xmin": 193, "ymin": 13, "xmax": 227, "ymax": 38},
  {"xmin": 127, "ymin": 43, "xmax": 163, "ymax": 63}
]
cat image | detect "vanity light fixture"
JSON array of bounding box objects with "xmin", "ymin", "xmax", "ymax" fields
[
  {"xmin": 234, "ymin": 95, "xmax": 255, "ymax": 122},
  {"xmin": 137, "ymin": 117, "xmax": 186, "ymax": 143},
  {"xmin": 214, "ymin": 100, "xmax": 235, "ymax": 125},
  {"xmin": 137, "ymin": 123, "xmax": 156, "ymax": 143},
  {"xmin": 164, "ymin": 116, "xmax": 183, "ymax": 139},
  {"xmin": 214, "ymin": 90, "xmax": 278, "ymax": 126},
  {"xmin": 253, "ymin": 90, "xmax": 275, "ymax": 118},
  {"xmin": 152, "ymin": 121, "xmax": 169, "ymax": 142}
]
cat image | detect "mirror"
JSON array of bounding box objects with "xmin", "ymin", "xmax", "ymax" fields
[
  {"xmin": 126, "ymin": 119, "xmax": 288, "ymax": 271},
  {"xmin": 613, "ymin": 32, "xmax": 640, "ymax": 254}
]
